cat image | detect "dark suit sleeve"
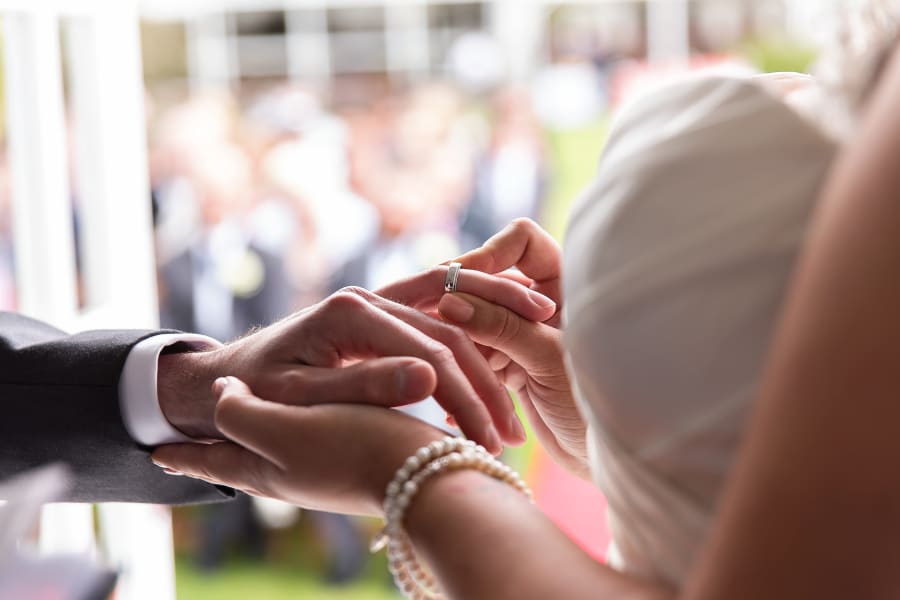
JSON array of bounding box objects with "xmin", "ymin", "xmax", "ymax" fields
[{"xmin": 0, "ymin": 311, "xmax": 231, "ymax": 504}]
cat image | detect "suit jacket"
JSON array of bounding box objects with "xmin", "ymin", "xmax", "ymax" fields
[{"xmin": 0, "ymin": 311, "xmax": 228, "ymax": 504}]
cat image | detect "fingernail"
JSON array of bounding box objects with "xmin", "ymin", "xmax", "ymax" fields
[
  {"xmin": 163, "ymin": 468, "xmax": 183, "ymax": 476},
  {"xmin": 528, "ymin": 290, "xmax": 556, "ymax": 310},
  {"xmin": 439, "ymin": 294, "xmax": 474, "ymax": 323},
  {"xmin": 510, "ymin": 414, "xmax": 527, "ymax": 443},
  {"xmin": 212, "ymin": 377, "xmax": 229, "ymax": 395},
  {"xmin": 484, "ymin": 426, "xmax": 502, "ymax": 455}
]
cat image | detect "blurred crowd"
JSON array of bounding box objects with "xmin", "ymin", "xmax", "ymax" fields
[{"xmin": 147, "ymin": 81, "xmax": 547, "ymax": 342}]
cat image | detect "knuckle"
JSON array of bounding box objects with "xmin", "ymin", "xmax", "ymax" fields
[
  {"xmin": 425, "ymin": 340, "xmax": 455, "ymax": 366},
  {"xmin": 495, "ymin": 310, "xmax": 521, "ymax": 346},
  {"xmin": 442, "ymin": 324, "xmax": 470, "ymax": 349},
  {"xmin": 278, "ymin": 370, "xmax": 309, "ymax": 401},
  {"xmin": 325, "ymin": 289, "xmax": 370, "ymax": 312},
  {"xmin": 337, "ymin": 285, "xmax": 371, "ymax": 300},
  {"xmin": 431, "ymin": 319, "xmax": 467, "ymax": 346},
  {"xmin": 510, "ymin": 217, "xmax": 536, "ymax": 234}
]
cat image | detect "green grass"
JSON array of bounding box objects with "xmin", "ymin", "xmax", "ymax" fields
[{"xmin": 175, "ymin": 556, "xmax": 401, "ymax": 600}]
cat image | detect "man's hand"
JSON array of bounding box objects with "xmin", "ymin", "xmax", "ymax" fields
[{"xmin": 156, "ymin": 279, "xmax": 553, "ymax": 453}]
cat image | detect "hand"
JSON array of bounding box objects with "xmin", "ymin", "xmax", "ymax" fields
[
  {"xmin": 393, "ymin": 218, "xmax": 589, "ymax": 477},
  {"xmin": 157, "ymin": 282, "xmax": 549, "ymax": 452},
  {"xmin": 152, "ymin": 377, "xmax": 445, "ymax": 516}
]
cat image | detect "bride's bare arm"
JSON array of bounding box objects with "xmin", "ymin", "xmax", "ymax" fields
[
  {"xmin": 682, "ymin": 48, "xmax": 900, "ymax": 599},
  {"xmin": 153, "ymin": 379, "xmax": 674, "ymax": 600},
  {"xmin": 405, "ymin": 469, "xmax": 671, "ymax": 599}
]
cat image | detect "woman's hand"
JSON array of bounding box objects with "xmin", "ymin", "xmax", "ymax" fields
[
  {"xmin": 152, "ymin": 377, "xmax": 446, "ymax": 517},
  {"xmin": 454, "ymin": 219, "xmax": 587, "ymax": 477},
  {"xmin": 383, "ymin": 218, "xmax": 589, "ymax": 477},
  {"xmin": 153, "ymin": 378, "xmax": 671, "ymax": 600}
]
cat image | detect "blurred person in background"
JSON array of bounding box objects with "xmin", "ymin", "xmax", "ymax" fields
[
  {"xmin": 460, "ymin": 87, "xmax": 547, "ymax": 249},
  {"xmin": 252, "ymin": 86, "xmax": 379, "ymax": 308},
  {"xmin": 152, "ymin": 94, "xmax": 293, "ymax": 343},
  {"xmin": 339, "ymin": 83, "xmax": 475, "ymax": 292}
]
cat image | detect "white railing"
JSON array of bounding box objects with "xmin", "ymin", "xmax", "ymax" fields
[{"xmin": 2, "ymin": 1, "xmax": 174, "ymax": 599}]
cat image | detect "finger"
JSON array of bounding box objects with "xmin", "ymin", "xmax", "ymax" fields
[
  {"xmin": 343, "ymin": 290, "xmax": 526, "ymax": 447},
  {"xmin": 497, "ymin": 360, "xmax": 529, "ymax": 393},
  {"xmin": 495, "ymin": 269, "xmax": 535, "ymax": 288},
  {"xmin": 152, "ymin": 440, "xmax": 279, "ymax": 497},
  {"xmin": 486, "ymin": 347, "xmax": 513, "ymax": 372},
  {"xmin": 438, "ymin": 292, "xmax": 563, "ymax": 374},
  {"xmin": 279, "ymin": 358, "xmax": 437, "ymax": 407},
  {"xmin": 474, "ymin": 341, "xmax": 512, "ymax": 372},
  {"xmin": 376, "ymin": 266, "xmax": 555, "ymax": 323},
  {"xmin": 213, "ymin": 377, "xmax": 304, "ymax": 467},
  {"xmin": 303, "ymin": 291, "xmax": 513, "ymax": 452},
  {"xmin": 450, "ymin": 219, "xmax": 561, "ymax": 287}
]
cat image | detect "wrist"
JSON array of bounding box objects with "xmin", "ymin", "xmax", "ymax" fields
[
  {"xmin": 157, "ymin": 346, "xmax": 223, "ymax": 439},
  {"xmin": 369, "ymin": 428, "xmax": 447, "ymax": 515}
]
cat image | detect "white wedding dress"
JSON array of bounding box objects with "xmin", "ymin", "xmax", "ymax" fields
[{"xmin": 561, "ymin": 75, "xmax": 838, "ymax": 587}]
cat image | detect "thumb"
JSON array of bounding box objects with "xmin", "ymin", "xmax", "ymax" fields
[
  {"xmin": 276, "ymin": 358, "xmax": 438, "ymax": 408},
  {"xmin": 438, "ymin": 292, "xmax": 562, "ymax": 373},
  {"xmin": 212, "ymin": 376, "xmax": 300, "ymax": 467}
]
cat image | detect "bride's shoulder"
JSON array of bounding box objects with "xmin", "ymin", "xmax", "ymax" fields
[
  {"xmin": 604, "ymin": 73, "xmax": 803, "ymax": 156},
  {"xmin": 564, "ymin": 72, "xmax": 837, "ymax": 306}
]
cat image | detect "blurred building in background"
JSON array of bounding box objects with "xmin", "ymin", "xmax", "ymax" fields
[{"xmin": 0, "ymin": 1, "xmax": 861, "ymax": 598}]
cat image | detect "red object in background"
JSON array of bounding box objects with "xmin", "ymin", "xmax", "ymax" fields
[{"xmin": 528, "ymin": 446, "xmax": 610, "ymax": 561}]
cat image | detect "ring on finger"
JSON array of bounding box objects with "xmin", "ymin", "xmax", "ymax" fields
[{"xmin": 444, "ymin": 262, "xmax": 462, "ymax": 293}]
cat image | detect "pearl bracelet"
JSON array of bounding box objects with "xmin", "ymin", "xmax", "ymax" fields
[{"xmin": 370, "ymin": 436, "xmax": 534, "ymax": 600}]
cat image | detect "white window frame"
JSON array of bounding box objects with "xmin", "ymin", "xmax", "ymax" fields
[{"xmin": 2, "ymin": 2, "xmax": 174, "ymax": 599}]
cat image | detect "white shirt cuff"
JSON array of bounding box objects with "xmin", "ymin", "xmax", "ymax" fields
[{"xmin": 119, "ymin": 333, "xmax": 223, "ymax": 446}]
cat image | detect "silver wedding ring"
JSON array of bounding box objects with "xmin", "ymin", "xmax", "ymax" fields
[{"xmin": 444, "ymin": 262, "xmax": 461, "ymax": 293}]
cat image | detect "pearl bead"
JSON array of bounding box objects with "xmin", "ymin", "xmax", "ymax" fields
[
  {"xmin": 386, "ymin": 481, "xmax": 400, "ymax": 497},
  {"xmin": 415, "ymin": 447, "xmax": 431, "ymax": 463},
  {"xmin": 404, "ymin": 456, "xmax": 421, "ymax": 472},
  {"xmin": 428, "ymin": 439, "xmax": 445, "ymax": 455},
  {"xmin": 403, "ymin": 480, "xmax": 418, "ymax": 495}
]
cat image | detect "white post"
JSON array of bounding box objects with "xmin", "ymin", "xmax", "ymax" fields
[
  {"xmin": 286, "ymin": 7, "xmax": 333, "ymax": 87},
  {"xmin": 3, "ymin": 11, "xmax": 78, "ymax": 328},
  {"xmin": 489, "ymin": 0, "xmax": 545, "ymax": 82},
  {"xmin": 2, "ymin": 4, "xmax": 98, "ymax": 568},
  {"xmin": 63, "ymin": 6, "xmax": 176, "ymax": 600},
  {"xmin": 646, "ymin": 0, "xmax": 690, "ymax": 65},
  {"xmin": 65, "ymin": 6, "xmax": 159, "ymax": 330},
  {"xmin": 385, "ymin": 4, "xmax": 430, "ymax": 77},
  {"xmin": 186, "ymin": 12, "xmax": 233, "ymax": 91}
]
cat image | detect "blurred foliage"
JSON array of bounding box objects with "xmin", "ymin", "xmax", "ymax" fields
[
  {"xmin": 175, "ymin": 556, "xmax": 400, "ymax": 600},
  {"xmin": 542, "ymin": 118, "xmax": 611, "ymax": 241},
  {"xmin": 739, "ymin": 35, "xmax": 818, "ymax": 74}
]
